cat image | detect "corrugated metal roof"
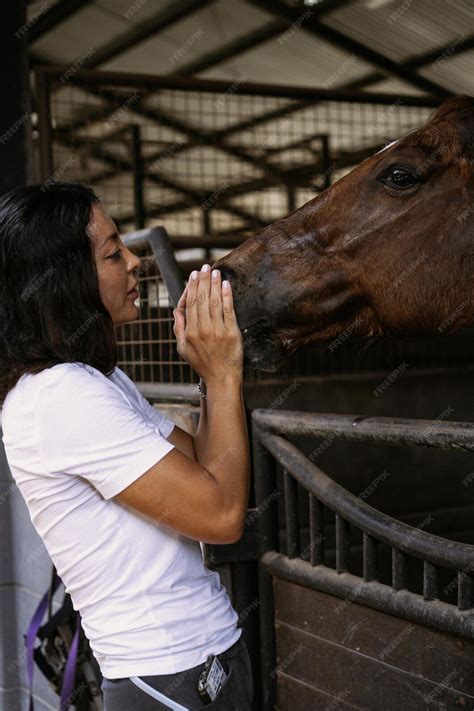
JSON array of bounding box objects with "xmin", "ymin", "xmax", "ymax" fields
[
  {"xmin": 101, "ymin": 0, "xmax": 275, "ymax": 73},
  {"xmin": 200, "ymin": 28, "xmax": 374, "ymax": 88},
  {"xmin": 419, "ymin": 47, "xmax": 474, "ymax": 94},
  {"xmin": 323, "ymin": 0, "xmax": 472, "ymax": 63},
  {"xmin": 27, "ymin": 0, "xmax": 473, "ymax": 96}
]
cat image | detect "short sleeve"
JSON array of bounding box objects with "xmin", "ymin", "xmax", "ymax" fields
[
  {"xmin": 113, "ymin": 367, "xmax": 175, "ymax": 439},
  {"xmin": 136, "ymin": 395, "xmax": 175, "ymax": 438},
  {"xmin": 34, "ymin": 367, "xmax": 175, "ymax": 500}
]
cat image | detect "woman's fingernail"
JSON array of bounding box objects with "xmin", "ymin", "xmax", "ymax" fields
[
  {"xmin": 191, "ymin": 271, "xmax": 198, "ymax": 280},
  {"xmin": 212, "ymin": 269, "xmax": 219, "ymax": 279},
  {"xmin": 201, "ymin": 264, "xmax": 210, "ymax": 273},
  {"xmin": 223, "ymin": 280, "xmax": 229, "ymax": 290}
]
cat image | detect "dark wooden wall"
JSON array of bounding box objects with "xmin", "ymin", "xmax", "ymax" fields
[{"xmin": 273, "ymin": 578, "xmax": 474, "ymax": 710}]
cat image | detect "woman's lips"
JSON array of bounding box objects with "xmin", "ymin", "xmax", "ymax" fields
[{"xmin": 127, "ymin": 288, "xmax": 139, "ymax": 299}]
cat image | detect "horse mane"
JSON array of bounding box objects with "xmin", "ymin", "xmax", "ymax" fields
[{"xmin": 427, "ymin": 95, "xmax": 474, "ymax": 125}]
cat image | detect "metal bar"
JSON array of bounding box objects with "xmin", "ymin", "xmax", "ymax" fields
[
  {"xmin": 423, "ymin": 561, "xmax": 439, "ymax": 602},
  {"xmin": 405, "ymin": 36, "xmax": 474, "ymax": 70},
  {"xmin": 287, "ymin": 186, "xmax": 296, "ymax": 213},
  {"xmin": 95, "ymin": 87, "xmax": 289, "ymax": 186},
  {"xmin": 175, "ymin": 0, "xmax": 351, "ymax": 76},
  {"xmin": 135, "ymin": 382, "xmax": 200, "ymax": 404},
  {"xmin": 247, "ymin": 0, "xmax": 452, "ymax": 98},
  {"xmin": 142, "ymin": 129, "xmax": 378, "ymax": 176},
  {"xmin": 35, "ymin": 69, "xmax": 54, "ymax": 182},
  {"xmin": 336, "ymin": 515, "xmax": 350, "ymax": 573},
  {"xmin": 56, "ymin": 131, "xmax": 265, "ymax": 230},
  {"xmin": 118, "ymin": 143, "xmax": 385, "ymax": 225},
  {"xmin": 252, "ymin": 424, "xmax": 278, "ymax": 711},
  {"xmin": 253, "ymin": 426, "xmax": 280, "ymax": 555},
  {"xmin": 392, "ymin": 548, "xmax": 407, "ymax": 591},
  {"xmin": 363, "ymin": 533, "xmax": 377, "ymax": 582},
  {"xmin": 283, "ymin": 469, "xmax": 300, "ymax": 558},
  {"xmin": 82, "ymin": 0, "xmax": 215, "ymax": 70},
  {"xmin": 458, "ymin": 572, "xmax": 473, "ymax": 612},
  {"xmin": 122, "ymin": 226, "xmax": 186, "ymax": 309},
  {"xmin": 147, "ymin": 228, "xmax": 186, "ymax": 309},
  {"xmin": 130, "ymin": 234, "xmax": 247, "ymax": 249},
  {"xmin": 321, "ymin": 134, "xmax": 332, "ymax": 190},
  {"xmin": 252, "ymin": 409, "xmax": 474, "ymax": 453},
  {"xmin": 117, "ymin": 339, "xmax": 178, "ymax": 346},
  {"xmin": 262, "ymin": 551, "xmax": 474, "ymax": 640},
  {"xmin": 309, "ymin": 495, "xmax": 324, "ymax": 566},
  {"xmin": 130, "ymin": 125, "xmax": 145, "ymax": 230},
  {"xmin": 174, "ymin": 0, "xmax": 353, "ymax": 76},
  {"xmin": 214, "ymin": 35, "xmax": 469, "ymax": 142},
  {"xmin": 135, "ymin": 376, "xmax": 305, "ymax": 401},
  {"xmin": 254, "ymin": 428, "xmax": 474, "ymax": 570},
  {"xmin": 1, "ymin": 2, "xmax": 32, "ymax": 194},
  {"xmin": 177, "ymin": 19, "xmax": 288, "ymax": 75},
  {"xmin": 34, "ymin": 65, "xmax": 442, "ymax": 106}
]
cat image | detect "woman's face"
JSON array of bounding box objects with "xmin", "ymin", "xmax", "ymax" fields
[{"xmin": 89, "ymin": 203, "xmax": 142, "ymax": 327}]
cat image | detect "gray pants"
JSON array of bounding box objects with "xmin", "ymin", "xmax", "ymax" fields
[{"xmin": 101, "ymin": 636, "xmax": 253, "ymax": 710}]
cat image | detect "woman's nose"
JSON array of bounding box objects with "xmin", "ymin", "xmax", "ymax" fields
[{"xmin": 129, "ymin": 252, "xmax": 142, "ymax": 272}]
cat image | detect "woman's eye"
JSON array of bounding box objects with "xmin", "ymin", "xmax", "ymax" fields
[
  {"xmin": 380, "ymin": 166, "xmax": 420, "ymax": 190},
  {"xmin": 108, "ymin": 250, "xmax": 122, "ymax": 260}
]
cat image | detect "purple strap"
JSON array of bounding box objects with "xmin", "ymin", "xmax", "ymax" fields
[
  {"xmin": 59, "ymin": 612, "xmax": 81, "ymax": 711},
  {"xmin": 26, "ymin": 569, "xmax": 82, "ymax": 711}
]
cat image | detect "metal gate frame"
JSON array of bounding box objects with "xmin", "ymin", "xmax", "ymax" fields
[
  {"xmin": 252, "ymin": 409, "xmax": 474, "ymax": 710},
  {"xmin": 122, "ymin": 225, "xmax": 185, "ymax": 308}
]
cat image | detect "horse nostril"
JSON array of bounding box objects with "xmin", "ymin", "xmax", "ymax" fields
[{"xmin": 216, "ymin": 265, "xmax": 238, "ymax": 286}]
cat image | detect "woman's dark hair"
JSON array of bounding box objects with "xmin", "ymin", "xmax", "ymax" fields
[{"xmin": 0, "ymin": 181, "xmax": 118, "ymax": 405}]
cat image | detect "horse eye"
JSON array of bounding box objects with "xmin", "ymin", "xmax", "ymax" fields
[
  {"xmin": 390, "ymin": 169, "xmax": 417, "ymax": 187},
  {"xmin": 381, "ymin": 165, "xmax": 420, "ymax": 190}
]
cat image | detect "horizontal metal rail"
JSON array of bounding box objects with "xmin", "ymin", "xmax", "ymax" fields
[
  {"xmin": 252, "ymin": 408, "xmax": 474, "ymax": 452},
  {"xmin": 257, "ymin": 428, "xmax": 474, "ymax": 571},
  {"xmin": 252, "ymin": 408, "xmax": 474, "ymax": 646},
  {"xmin": 261, "ymin": 551, "xmax": 474, "ymax": 640},
  {"xmin": 136, "ymin": 382, "xmax": 200, "ymax": 404},
  {"xmin": 35, "ymin": 65, "xmax": 442, "ymax": 106}
]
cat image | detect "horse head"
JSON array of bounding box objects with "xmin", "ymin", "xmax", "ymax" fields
[{"xmin": 214, "ymin": 96, "xmax": 474, "ymax": 372}]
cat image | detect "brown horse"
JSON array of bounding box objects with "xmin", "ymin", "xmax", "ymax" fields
[{"xmin": 214, "ymin": 96, "xmax": 474, "ymax": 372}]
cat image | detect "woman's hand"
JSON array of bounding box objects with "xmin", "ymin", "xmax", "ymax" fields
[{"xmin": 173, "ymin": 265, "xmax": 243, "ymax": 383}]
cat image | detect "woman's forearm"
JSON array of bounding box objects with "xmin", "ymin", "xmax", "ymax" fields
[{"xmin": 198, "ymin": 374, "xmax": 250, "ymax": 531}]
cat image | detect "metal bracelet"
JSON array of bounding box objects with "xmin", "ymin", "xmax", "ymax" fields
[{"xmin": 197, "ymin": 379, "xmax": 207, "ymax": 400}]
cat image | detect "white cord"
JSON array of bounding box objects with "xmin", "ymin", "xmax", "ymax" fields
[{"xmin": 129, "ymin": 676, "xmax": 190, "ymax": 710}]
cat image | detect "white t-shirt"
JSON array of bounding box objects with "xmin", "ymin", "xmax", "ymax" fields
[{"xmin": 1, "ymin": 362, "xmax": 240, "ymax": 678}]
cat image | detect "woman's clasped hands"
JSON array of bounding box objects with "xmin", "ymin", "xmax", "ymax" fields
[{"xmin": 173, "ymin": 264, "xmax": 243, "ymax": 383}]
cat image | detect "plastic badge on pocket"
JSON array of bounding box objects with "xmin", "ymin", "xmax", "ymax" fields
[{"xmin": 197, "ymin": 655, "xmax": 228, "ymax": 703}]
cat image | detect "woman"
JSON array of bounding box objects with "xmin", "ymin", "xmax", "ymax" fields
[{"xmin": 0, "ymin": 182, "xmax": 253, "ymax": 710}]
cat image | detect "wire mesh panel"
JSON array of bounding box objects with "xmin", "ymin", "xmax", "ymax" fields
[
  {"xmin": 35, "ymin": 67, "xmax": 456, "ymax": 384},
  {"xmin": 114, "ymin": 240, "xmax": 192, "ymax": 385},
  {"xmin": 115, "ymin": 227, "xmax": 194, "ymax": 385}
]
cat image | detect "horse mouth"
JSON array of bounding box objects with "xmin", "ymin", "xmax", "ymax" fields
[{"xmin": 241, "ymin": 319, "xmax": 288, "ymax": 372}]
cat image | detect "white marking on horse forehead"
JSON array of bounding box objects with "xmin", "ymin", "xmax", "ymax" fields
[{"xmin": 375, "ymin": 139, "xmax": 399, "ymax": 155}]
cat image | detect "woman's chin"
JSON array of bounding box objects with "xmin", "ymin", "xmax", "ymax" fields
[{"xmin": 114, "ymin": 301, "xmax": 140, "ymax": 327}]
